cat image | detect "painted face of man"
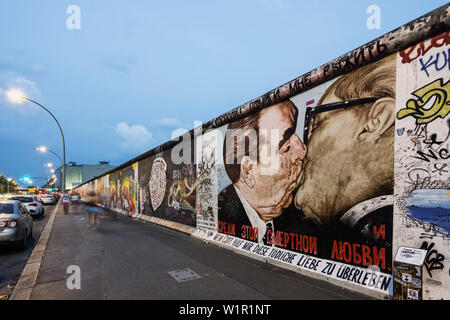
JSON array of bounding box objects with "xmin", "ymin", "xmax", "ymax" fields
[
  {"xmin": 294, "ymin": 91, "xmax": 394, "ymax": 225},
  {"xmin": 242, "ymin": 101, "xmax": 307, "ymax": 222}
]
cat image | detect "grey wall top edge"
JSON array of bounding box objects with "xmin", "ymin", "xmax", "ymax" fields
[{"xmin": 74, "ymin": 3, "xmax": 450, "ymax": 190}]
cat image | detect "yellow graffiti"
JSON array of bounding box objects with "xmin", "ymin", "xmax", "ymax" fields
[{"xmin": 397, "ymin": 78, "xmax": 450, "ymax": 125}]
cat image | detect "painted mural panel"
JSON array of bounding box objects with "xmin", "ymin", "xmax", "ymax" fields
[
  {"xmin": 138, "ymin": 139, "xmax": 197, "ymax": 227},
  {"xmin": 217, "ymin": 54, "xmax": 396, "ymax": 294},
  {"xmin": 108, "ymin": 170, "xmax": 120, "ymax": 209},
  {"xmin": 195, "ymin": 129, "xmax": 219, "ymax": 231},
  {"xmin": 79, "ymin": 180, "xmax": 97, "ymax": 204},
  {"xmin": 108, "ymin": 164, "xmax": 137, "ymax": 216},
  {"xmin": 96, "ymin": 174, "xmax": 110, "ymax": 208},
  {"xmin": 394, "ymin": 31, "xmax": 450, "ymax": 300},
  {"xmin": 138, "ymin": 154, "xmax": 156, "ymax": 215}
]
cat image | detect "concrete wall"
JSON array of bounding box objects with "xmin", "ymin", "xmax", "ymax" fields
[
  {"xmin": 74, "ymin": 5, "xmax": 450, "ymax": 300},
  {"xmin": 394, "ymin": 31, "xmax": 450, "ymax": 300}
]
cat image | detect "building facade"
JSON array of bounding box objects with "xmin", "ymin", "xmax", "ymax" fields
[{"xmin": 55, "ymin": 161, "xmax": 115, "ymax": 190}]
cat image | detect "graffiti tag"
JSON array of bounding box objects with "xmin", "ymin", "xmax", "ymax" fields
[
  {"xmin": 399, "ymin": 31, "xmax": 450, "ymax": 64},
  {"xmin": 397, "ymin": 78, "xmax": 450, "ymax": 125},
  {"xmin": 432, "ymin": 163, "xmax": 449, "ymax": 176},
  {"xmin": 413, "ymin": 147, "xmax": 450, "ymax": 162},
  {"xmin": 420, "ymin": 241, "xmax": 445, "ymax": 278},
  {"xmin": 419, "ymin": 48, "xmax": 450, "ymax": 77}
]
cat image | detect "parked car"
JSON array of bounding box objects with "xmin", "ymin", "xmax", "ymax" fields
[
  {"xmin": 40, "ymin": 194, "xmax": 57, "ymax": 205},
  {"xmin": 8, "ymin": 195, "xmax": 44, "ymax": 218},
  {"xmin": 0, "ymin": 200, "xmax": 33, "ymax": 250}
]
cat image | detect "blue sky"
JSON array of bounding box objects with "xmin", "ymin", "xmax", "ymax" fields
[{"xmin": 0, "ymin": 0, "xmax": 447, "ymax": 187}]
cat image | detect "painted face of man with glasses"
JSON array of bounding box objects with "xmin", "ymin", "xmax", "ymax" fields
[{"xmin": 294, "ymin": 55, "xmax": 396, "ymax": 226}]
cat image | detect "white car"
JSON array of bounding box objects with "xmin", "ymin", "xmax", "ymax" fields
[
  {"xmin": 8, "ymin": 195, "xmax": 45, "ymax": 218},
  {"xmin": 0, "ymin": 200, "xmax": 33, "ymax": 250},
  {"xmin": 40, "ymin": 194, "xmax": 57, "ymax": 205}
]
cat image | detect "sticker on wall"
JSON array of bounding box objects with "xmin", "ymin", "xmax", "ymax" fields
[{"xmin": 150, "ymin": 157, "xmax": 167, "ymax": 211}]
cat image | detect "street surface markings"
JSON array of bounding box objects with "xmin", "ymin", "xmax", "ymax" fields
[{"xmin": 168, "ymin": 268, "xmax": 202, "ymax": 282}]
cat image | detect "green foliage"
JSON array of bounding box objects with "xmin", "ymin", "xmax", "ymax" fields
[{"xmin": 0, "ymin": 173, "xmax": 17, "ymax": 194}]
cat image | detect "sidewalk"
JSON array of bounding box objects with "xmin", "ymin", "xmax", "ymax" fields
[{"xmin": 25, "ymin": 204, "xmax": 371, "ymax": 300}]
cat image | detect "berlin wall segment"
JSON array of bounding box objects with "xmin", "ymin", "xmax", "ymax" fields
[{"xmin": 73, "ymin": 4, "xmax": 450, "ymax": 300}]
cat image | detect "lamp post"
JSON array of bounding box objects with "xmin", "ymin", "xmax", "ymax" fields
[
  {"xmin": 37, "ymin": 146, "xmax": 63, "ymax": 165},
  {"xmin": 37, "ymin": 146, "xmax": 63, "ymax": 190},
  {"xmin": 7, "ymin": 90, "xmax": 66, "ymax": 192}
]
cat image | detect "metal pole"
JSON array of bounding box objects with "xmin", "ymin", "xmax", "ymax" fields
[
  {"xmin": 22, "ymin": 98, "xmax": 66, "ymax": 192},
  {"xmin": 47, "ymin": 149, "xmax": 63, "ymax": 165},
  {"xmin": 45, "ymin": 148, "xmax": 63, "ymax": 189}
]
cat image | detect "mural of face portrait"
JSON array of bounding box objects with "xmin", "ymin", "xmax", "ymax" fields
[
  {"xmin": 220, "ymin": 100, "xmax": 307, "ymax": 242},
  {"xmin": 295, "ymin": 55, "xmax": 396, "ymax": 226},
  {"xmin": 245, "ymin": 101, "xmax": 307, "ymax": 221}
]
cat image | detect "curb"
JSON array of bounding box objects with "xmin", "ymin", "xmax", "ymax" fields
[{"xmin": 9, "ymin": 203, "xmax": 60, "ymax": 300}]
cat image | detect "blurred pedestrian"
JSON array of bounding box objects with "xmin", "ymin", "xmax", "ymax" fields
[
  {"xmin": 62, "ymin": 193, "xmax": 70, "ymax": 214},
  {"xmin": 85, "ymin": 204, "xmax": 101, "ymax": 230}
]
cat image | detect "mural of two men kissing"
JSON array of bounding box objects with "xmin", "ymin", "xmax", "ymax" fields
[{"xmin": 218, "ymin": 54, "xmax": 396, "ymax": 274}]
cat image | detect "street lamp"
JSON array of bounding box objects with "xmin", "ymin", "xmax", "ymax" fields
[
  {"xmin": 7, "ymin": 89, "xmax": 66, "ymax": 191},
  {"xmin": 37, "ymin": 146, "xmax": 63, "ymax": 189},
  {"xmin": 37, "ymin": 146, "xmax": 63, "ymax": 165}
]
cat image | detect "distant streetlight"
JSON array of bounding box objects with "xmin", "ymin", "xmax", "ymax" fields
[
  {"xmin": 7, "ymin": 89, "xmax": 66, "ymax": 191},
  {"xmin": 37, "ymin": 146, "xmax": 63, "ymax": 187},
  {"xmin": 7, "ymin": 178, "xmax": 12, "ymax": 193},
  {"xmin": 37, "ymin": 146, "xmax": 63, "ymax": 165}
]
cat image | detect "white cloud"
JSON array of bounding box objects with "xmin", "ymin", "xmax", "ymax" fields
[{"xmin": 115, "ymin": 122, "xmax": 154, "ymax": 152}]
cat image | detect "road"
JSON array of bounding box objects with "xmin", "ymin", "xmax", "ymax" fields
[
  {"xmin": 2, "ymin": 202, "xmax": 372, "ymax": 300},
  {"xmin": 0, "ymin": 204, "xmax": 54, "ymax": 298}
]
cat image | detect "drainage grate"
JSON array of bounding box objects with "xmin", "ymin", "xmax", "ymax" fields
[{"xmin": 168, "ymin": 268, "xmax": 202, "ymax": 282}]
